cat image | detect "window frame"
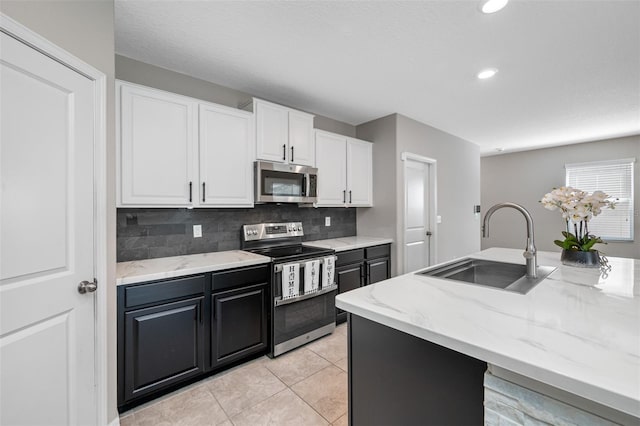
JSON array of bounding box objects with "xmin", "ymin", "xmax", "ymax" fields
[{"xmin": 565, "ymin": 157, "xmax": 635, "ymax": 242}]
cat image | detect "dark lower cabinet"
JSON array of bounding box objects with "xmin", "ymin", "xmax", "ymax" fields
[
  {"xmin": 349, "ymin": 314, "xmax": 487, "ymax": 425},
  {"xmin": 335, "ymin": 244, "xmax": 391, "ymax": 323},
  {"xmin": 118, "ymin": 265, "xmax": 270, "ymax": 410},
  {"xmin": 211, "ymin": 282, "xmax": 268, "ymax": 367},
  {"xmin": 122, "ymin": 295, "xmax": 205, "ymax": 403},
  {"xmin": 335, "ymin": 249, "xmax": 365, "ymax": 324},
  {"xmin": 364, "ymin": 244, "xmax": 390, "ymax": 285}
]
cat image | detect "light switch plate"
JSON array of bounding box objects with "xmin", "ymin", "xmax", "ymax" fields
[
  {"xmin": 436, "ymin": 215, "xmax": 442, "ymax": 224},
  {"xmin": 325, "ymin": 217, "xmax": 331, "ymax": 226},
  {"xmin": 193, "ymin": 224, "xmax": 202, "ymax": 238}
]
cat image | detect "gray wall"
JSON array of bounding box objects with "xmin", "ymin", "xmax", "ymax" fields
[
  {"xmin": 118, "ymin": 205, "xmax": 356, "ymax": 262},
  {"xmin": 396, "ymin": 115, "xmax": 482, "ymax": 266},
  {"xmin": 115, "ymin": 55, "xmax": 357, "ymax": 137},
  {"xmin": 481, "ymin": 135, "xmax": 640, "ymax": 259},
  {"xmin": 356, "ymin": 114, "xmax": 399, "ymax": 275},
  {"xmin": 0, "ymin": 1, "xmax": 119, "ymax": 423},
  {"xmin": 356, "ymin": 114, "xmax": 481, "ymax": 275}
]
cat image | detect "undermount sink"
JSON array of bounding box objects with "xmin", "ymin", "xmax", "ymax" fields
[{"xmin": 417, "ymin": 258, "xmax": 556, "ymax": 294}]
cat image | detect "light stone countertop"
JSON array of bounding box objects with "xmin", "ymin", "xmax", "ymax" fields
[
  {"xmin": 335, "ymin": 247, "xmax": 640, "ymax": 418},
  {"xmin": 303, "ymin": 236, "xmax": 393, "ymax": 252},
  {"xmin": 116, "ymin": 250, "xmax": 271, "ymax": 286}
]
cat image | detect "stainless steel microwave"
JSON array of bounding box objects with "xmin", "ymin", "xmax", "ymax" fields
[{"xmin": 255, "ymin": 161, "xmax": 318, "ymax": 203}]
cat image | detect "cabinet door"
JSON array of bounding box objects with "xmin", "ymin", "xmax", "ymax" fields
[
  {"xmin": 119, "ymin": 83, "xmax": 196, "ymax": 206},
  {"xmin": 366, "ymin": 257, "xmax": 390, "ymax": 285},
  {"xmin": 199, "ymin": 104, "xmax": 254, "ymax": 207},
  {"xmin": 288, "ymin": 110, "xmax": 315, "ymax": 166},
  {"xmin": 335, "ymin": 262, "xmax": 364, "ymax": 323},
  {"xmin": 255, "ymin": 99, "xmax": 288, "ymax": 163},
  {"xmin": 211, "ymin": 283, "xmax": 268, "ymax": 368},
  {"xmin": 346, "ymin": 138, "xmax": 373, "ymax": 207},
  {"xmin": 315, "ymin": 131, "xmax": 347, "ymax": 207},
  {"xmin": 123, "ymin": 296, "xmax": 204, "ymax": 403}
]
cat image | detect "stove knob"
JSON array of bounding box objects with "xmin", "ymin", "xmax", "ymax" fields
[
  {"xmin": 297, "ymin": 226, "xmax": 302, "ymax": 231},
  {"xmin": 252, "ymin": 230, "xmax": 258, "ymax": 235}
]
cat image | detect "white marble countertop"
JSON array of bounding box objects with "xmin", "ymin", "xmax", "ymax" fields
[
  {"xmin": 335, "ymin": 247, "xmax": 640, "ymax": 418},
  {"xmin": 116, "ymin": 250, "xmax": 271, "ymax": 286},
  {"xmin": 303, "ymin": 236, "xmax": 393, "ymax": 252}
]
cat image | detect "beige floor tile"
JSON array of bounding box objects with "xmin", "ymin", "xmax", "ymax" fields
[
  {"xmin": 119, "ymin": 413, "xmax": 137, "ymax": 426},
  {"xmin": 264, "ymin": 347, "xmax": 331, "ymax": 386},
  {"xmin": 231, "ymin": 388, "xmax": 329, "ymax": 426},
  {"xmin": 132, "ymin": 403, "xmax": 172, "ymax": 426},
  {"xmin": 133, "ymin": 384, "xmax": 228, "ymax": 426},
  {"xmin": 207, "ymin": 363, "xmax": 286, "ymax": 417},
  {"xmin": 332, "ymin": 413, "xmax": 349, "ymax": 426},
  {"xmin": 291, "ymin": 365, "xmax": 348, "ymax": 423},
  {"xmin": 335, "ymin": 323, "xmax": 348, "ymax": 336},
  {"xmin": 306, "ymin": 330, "xmax": 348, "ymax": 363},
  {"xmin": 333, "ymin": 356, "xmax": 348, "ymax": 372}
]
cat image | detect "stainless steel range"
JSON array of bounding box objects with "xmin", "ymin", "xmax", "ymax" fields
[{"xmin": 242, "ymin": 222, "xmax": 337, "ymax": 357}]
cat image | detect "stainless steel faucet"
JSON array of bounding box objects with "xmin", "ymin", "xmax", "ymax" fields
[{"xmin": 482, "ymin": 202, "xmax": 537, "ymax": 279}]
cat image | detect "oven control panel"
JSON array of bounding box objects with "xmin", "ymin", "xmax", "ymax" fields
[{"xmin": 243, "ymin": 222, "xmax": 304, "ymax": 241}]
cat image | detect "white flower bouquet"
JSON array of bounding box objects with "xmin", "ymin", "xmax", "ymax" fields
[{"xmin": 540, "ymin": 187, "xmax": 616, "ymax": 252}]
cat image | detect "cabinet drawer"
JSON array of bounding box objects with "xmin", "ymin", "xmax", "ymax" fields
[
  {"xmin": 336, "ymin": 249, "xmax": 364, "ymax": 267},
  {"xmin": 365, "ymin": 244, "xmax": 390, "ymax": 260},
  {"xmin": 212, "ymin": 264, "xmax": 270, "ymax": 292},
  {"xmin": 124, "ymin": 275, "xmax": 206, "ymax": 309}
]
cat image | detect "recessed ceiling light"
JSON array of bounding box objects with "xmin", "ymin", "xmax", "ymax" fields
[
  {"xmin": 480, "ymin": 0, "xmax": 509, "ymax": 14},
  {"xmin": 477, "ymin": 68, "xmax": 498, "ymax": 79}
]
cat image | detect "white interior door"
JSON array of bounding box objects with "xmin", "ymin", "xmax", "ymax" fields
[
  {"xmin": 1, "ymin": 31, "xmax": 97, "ymax": 425},
  {"xmin": 403, "ymin": 157, "xmax": 431, "ymax": 273}
]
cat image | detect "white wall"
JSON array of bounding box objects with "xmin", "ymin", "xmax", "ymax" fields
[
  {"xmin": 481, "ymin": 135, "xmax": 640, "ymax": 259},
  {"xmin": 0, "ymin": 0, "xmax": 118, "ymax": 423},
  {"xmin": 396, "ymin": 115, "xmax": 482, "ymax": 266}
]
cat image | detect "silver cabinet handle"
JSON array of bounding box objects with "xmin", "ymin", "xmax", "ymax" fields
[{"xmin": 78, "ymin": 279, "xmax": 97, "ymax": 294}]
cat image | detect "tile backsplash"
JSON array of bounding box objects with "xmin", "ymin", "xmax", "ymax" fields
[{"xmin": 117, "ymin": 205, "xmax": 356, "ymax": 262}]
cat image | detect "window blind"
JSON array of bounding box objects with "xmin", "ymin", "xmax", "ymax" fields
[{"xmin": 565, "ymin": 158, "xmax": 635, "ymax": 241}]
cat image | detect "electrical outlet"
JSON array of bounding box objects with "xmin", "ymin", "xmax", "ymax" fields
[
  {"xmin": 193, "ymin": 224, "xmax": 202, "ymax": 238},
  {"xmin": 325, "ymin": 217, "xmax": 331, "ymax": 226}
]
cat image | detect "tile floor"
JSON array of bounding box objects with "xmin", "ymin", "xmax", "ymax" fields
[{"xmin": 119, "ymin": 323, "xmax": 349, "ymax": 426}]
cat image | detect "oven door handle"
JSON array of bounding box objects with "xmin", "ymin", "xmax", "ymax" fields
[
  {"xmin": 274, "ymin": 284, "xmax": 337, "ymax": 306},
  {"xmin": 273, "ymin": 256, "xmax": 336, "ymax": 273}
]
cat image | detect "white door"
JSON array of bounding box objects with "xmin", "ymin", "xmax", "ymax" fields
[
  {"xmin": 404, "ymin": 158, "xmax": 431, "ymax": 273},
  {"xmin": 288, "ymin": 110, "xmax": 315, "ymax": 166},
  {"xmin": 119, "ymin": 82, "xmax": 196, "ymax": 206},
  {"xmin": 1, "ymin": 31, "xmax": 97, "ymax": 425},
  {"xmin": 255, "ymin": 99, "xmax": 288, "ymax": 163},
  {"xmin": 199, "ymin": 103, "xmax": 254, "ymax": 207},
  {"xmin": 346, "ymin": 138, "xmax": 373, "ymax": 207},
  {"xmin": 315, "ymin": 131, "xmax": 347, "ymax": 206}
]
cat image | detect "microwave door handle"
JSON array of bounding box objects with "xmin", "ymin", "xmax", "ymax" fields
[{"xmin": 302, "ymin": 175, "xmax": 307, "ymax": 196}]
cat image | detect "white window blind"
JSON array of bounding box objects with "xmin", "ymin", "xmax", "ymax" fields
[{"xmin": 566, "ymin": 158, "xmax": 635, "ymax": 241}]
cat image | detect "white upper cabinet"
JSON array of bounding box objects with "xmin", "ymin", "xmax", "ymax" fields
[
  {"xmin": 117, "ymin": 81, "xmax": 255, "ymax": 208},
  {"xmin": 253, "ymin": 98, "xmax": 315, "ymax": 166},
  {"xmin": 119, "ymin": 82, "xmax": 196, "ymax": 206},
  {"xmin": 288, "ymin": 110, "xmax": 315, "ymax": 166},
  {"xmin": 315, "ymin": 131, "xmax": 348, "ymax": 206},
  {"xmin": 315, "ymin": 130, "xmax": 373, "ymax": 207},
  {"xmin": 346, "ymin": 138, "xmax": 373, "ymax": 206},
  {"xmin": 199, "ymin": 103, "xmax": 254, "ymax": 207}
]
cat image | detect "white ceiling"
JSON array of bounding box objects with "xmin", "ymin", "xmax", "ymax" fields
[{"xmin": 115, "ymin": 0, "xmax": 640, "ymax": 155}]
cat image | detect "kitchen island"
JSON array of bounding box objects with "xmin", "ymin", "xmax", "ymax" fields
[{"xmin": 335, "ymin": 248, "xmax": 639, "ymax": 425}]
